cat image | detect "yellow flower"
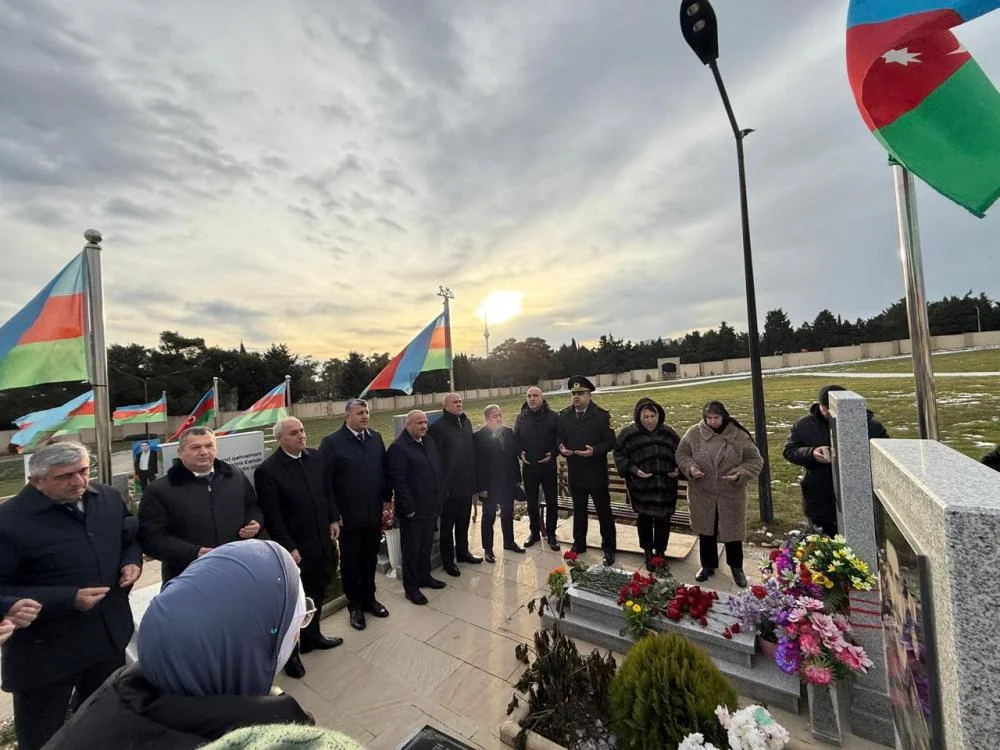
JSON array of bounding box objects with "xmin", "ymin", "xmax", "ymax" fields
[
  {"xmin": 632, "ymin": 604, "xmax": 642, "ymax": 613},
  {"xmin": 812, "ymin": 573, "xmax": 830, "ymax": 587},
  {"xmin": 828, "ymin": 564, "xmax": 837, "ymax": 573},
  {"xmin": 795, "ymin": 549, "xmax": 806, "ymax": 561},
  {"xmin": 625, "ymin": 600, "xmax": 634, "ymax": 608}
]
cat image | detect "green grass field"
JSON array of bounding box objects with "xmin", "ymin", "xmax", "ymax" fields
[{"xmin": 4, "ymin": 349, "xmax": 998, "ymax": 532}]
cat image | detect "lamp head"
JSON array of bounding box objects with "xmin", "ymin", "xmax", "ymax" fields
[{"xmin": 679, "ymin": 1, "xmax": 719, "ymax": 65}]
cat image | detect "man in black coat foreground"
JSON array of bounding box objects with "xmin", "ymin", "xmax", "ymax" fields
[
  {"xmin": 514, "ymin": 386, "xmax": 561, "ymax": 551},
  {"xmin": 256, "ymin": 417, "xmax": 344, "ymax": 677},
  {"xmin": 388, "ymin": 410, "xmax": 447, "ymax": 605},
  {"xmin": 783, "ymin": 384, "xmax": 889, "ymax": 536},
  {"xmin": 474, "ymin": 404, "xmax": 524, "ymax": 562},
  {"xmin": 0, "ymin": 442, "xmax": 143, "ymax": 750},
  {"xmin": 319, "ymin": 399, "xmax": 391, "ymax": 632},
  {"xmin": 133, "ymin": 441, "xmax": 159, "ymax": 490},
  {"xmin": 138, "ymin": 427, "xmax": 263, "ymax": 586},
  {"xmin": 557, "ymin": 376, "xmax": 618, "ymax": 566},
  {"xmin": 428, "ymin": 393, "xmax": 482, "ymax": 576}
]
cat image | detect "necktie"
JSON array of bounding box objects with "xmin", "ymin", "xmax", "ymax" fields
[{"xmin": 358, "ymin": 431, "xmax": 366, "ymax": 445}]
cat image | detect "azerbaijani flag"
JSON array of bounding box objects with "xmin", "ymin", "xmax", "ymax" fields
[
  {"xmin": 360, "ymin": 311, "xmax": 452, "ymax": 396},
  {"xmin": 0, "ymin": 253, "xmax": 88, "ymax": 390},
  {"xmin": 167, "ymin": 387, "xmax": 216, "ymax": 442},
  {"xmin": 113, "ymin": 395, "xmax": 167, "ymax": 426},
  {"xmin": 216, "ymin": 382, "xmax": 288, "ymax": 435},
  {"xmin": 847, "ymin": 0, "xmax": 1000, "ymax": 216},
  {"xmin": 11, "ymin": 390, "xmax": 94, "ymax": 451}
]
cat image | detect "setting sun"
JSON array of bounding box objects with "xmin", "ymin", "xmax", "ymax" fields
[{"xmin": 475, "ymin": 290, "xmax": 525, "ymax": 325}]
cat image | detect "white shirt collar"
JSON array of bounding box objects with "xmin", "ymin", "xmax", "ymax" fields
[
  {"xmin": 347, "ymin": 425, "xmax": 366, "ymax": 438},
  {"xmin": 282, "ymin": 449, "xmax": 303, "ymax": 460}
]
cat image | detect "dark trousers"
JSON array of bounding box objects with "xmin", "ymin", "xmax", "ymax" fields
[
  {"xmin": 299, "ymin": 564, "xmax": 330, "ymax": 641},
  {"xmin": 637, "ymin": 513, "xmax": 670, "ymax": 556},
  {"xmin": 13, "ymin": 655, "xmax": 124, "ymax": 750},
  {"xmin": 439, "ymin": 493, "xmax": 472, "ymax": 562},
  {"xmin": 137, "ymin": 469, "xmax": 156, "ymax": 490},
  {"xmin": 523, "ymin": 465, "xmax": 558, "ymax": 538},
  {"xmin": 698, "ymin": 510, "xmax": 744, "ymax": 570},
  {"xmin": 481, "ymin": 493, "xmax": 515, "ymax": 552},
  {"xmin": 809, "ymin": 516, "xmax": 838, "ymax": 537},
  {"xmin": 339, "ymin": 524, "xmax": 381, "ymax": 611},
  {"xmin": 400, "ymin": 516, "xmax": 435, "ymax": 594},
  {"xmin": 571, "ymin": 484, "xmax": 616, "ymax": 552}
]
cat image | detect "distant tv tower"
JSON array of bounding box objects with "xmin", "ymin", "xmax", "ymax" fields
[{"xmin": 483, "ymin": 312, "xmax": 490, "ymax": 357}]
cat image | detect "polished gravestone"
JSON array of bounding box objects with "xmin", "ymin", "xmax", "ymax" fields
[{"xmin": 397, "ymin": 724, "xmax": 476, "ymax": 750}]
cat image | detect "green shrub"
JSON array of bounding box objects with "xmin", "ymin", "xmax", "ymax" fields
[{"xmin": 609, "ymin": 632, "xmax": 736, "ymax": 749}]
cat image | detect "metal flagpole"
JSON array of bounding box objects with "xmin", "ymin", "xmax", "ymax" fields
[
  {"xmin": 891, "ymin": 162, "xmax": 938, "ymax": 439},
  {"xmin": 212, "ymin": 376, "xmax": 221, "ymax": 430},
  {"xmin": 438, "ymin": 286, "xmax": 455, "ymax": 390},
  {"xmin": 284, "ymin": 374, "xmax": 292, "ymax": 415},
  {"xmin": 82, "ymin": 229, "xmax": 112, "ymax": 483},
  {"xmin": 160, "ymin": 390, "xmax": 168, "ymax": 438}
]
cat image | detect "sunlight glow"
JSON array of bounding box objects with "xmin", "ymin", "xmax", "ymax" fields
[{"xmin": 476, "ymin": 290, "xmax": 525, "ymax": 325}]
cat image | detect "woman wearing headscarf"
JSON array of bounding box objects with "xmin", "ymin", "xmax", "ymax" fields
[
  {"xmin": 676, "ymin": 401, "xmax": 763, "ymax": 588},
  {"xmin": 613, "ymin": 398, "xmax": 681, "ymax": 571},
  {"xmin": 43, "ymin": 540, "xmax": 314, "ymax": 749}
]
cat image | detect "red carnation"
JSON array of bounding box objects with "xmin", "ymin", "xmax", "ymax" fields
[
  {"xmin": 563, "ymin": 550, "xmax": 578, "ymax": 562},
  {"xmin": 769, "ymin": 549, "xmax": 781, "ymax": 561},
  {"xmin": 751, "ymin": 584, "xmax": 766, "ymax": 600},
  {"xmin": 723, "ymin": 628, "xmax": 732, "ymax": 639},
  {"xmin": 699, "ymin": 616, "xmax": 708, "ymax": 627},
  {"xmin": 731, "ymin": 623, "xmax": 741, "ymax": 634}
]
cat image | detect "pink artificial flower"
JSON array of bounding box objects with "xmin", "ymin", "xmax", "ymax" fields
[
  {"xmin": 836, "ymin": 644, "xmax": 873, "ymax": 672},
  {"xmin": 799, "ymin": 632, "xmax": 821, "ymax": 656},
  {"xmin": 799, "ymin": 597, "xmax": 825, "ymax": 611},
  {"xmin": 804, "ymin": 665, "xmax": 833, "ymax": 685},
  {"xmin": 833, "ymin": 613, "xmax": 851, "ymax": 632},
  {"xmin": 787, "ymin": 607, "xmax": 807, "ymax": 624},
  {"xmin": 811, "ymin": 612, "xmax": 841, "ymax": 643}
]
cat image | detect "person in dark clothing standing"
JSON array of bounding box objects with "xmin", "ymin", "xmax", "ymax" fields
[
  {"xmin": 255, "ymin": 417, "xmax": 344, "ymax": 679},
  {"xmin": 0, "ymin": 442, "xmax": 142, "ymax": 750},
  {"xmin": 514, "ymin": 386, "xmax": 561, "ymax": 551},
  {"xmin": 388, "ymin": 410, "xmax": 448, "ymax": 605},
  {"xmin": 557, "ymin": 376, "xmax": 618, "ymax": 566},
  {"xmin": 138, "ymin": 427, "xmax": 263, "ymax": 586},
  {"xmin": 474, "ymin": 404, "xmax": 524, "ymax": 562},
  {"xmin": 783, "ymin": 385, "xmax": 889, "ymax": 536},
  {"xmin": 133, "ymin": 441, "xmax": 159, "ymax": 490},
  {"xmin": 319, "ymin": 399, "xmax": 391, "ymax": 632},
  {"xmin": 427, "ymin": 393, "xmax": 482, "ymax": 576},
  {"xmin": 614, "ymin": 398, "xmax": 682, "ymax": 571}
]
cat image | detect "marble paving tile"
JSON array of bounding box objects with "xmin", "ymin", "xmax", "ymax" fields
[
  {"xmin": 491, "ymin": 558, "xmax": 546, "ymax": 588},
  {"xmin": 365, "ymin": 706, "xmax": 474, "ymax": 750},
  {"xmin": 271, "ymin": 678, "xmax": 376, "ymax": 745},
  {"xmin": 451, "ymin": 571, "xmax": 540, "ymax": 609},
  {"xmin": 426, "ymin": 586, "xmax": 518, "ymax": 632},
  {"xmin": 324, "ymin": 605, "xmax": 398, "ymax": 654},
  {"xmin": 431, "ymin": 662, "xmax": 518, "ymax": 727},
  {"xmin": 497, "ymin": 603, "xmax": 546, "ymax": 642},
  {"xmin": 357, "ymin": 628, "xmax": 464, "ymax": 693},
  {"xmin": 386, "ymin": 596, "xmax": 456, "ymax": 642},
  {"xmin": 293, "ymin": 646, "xmax": 416, "ymax": 711},
  {"xmin": 470, "ymin": 728, "xmax": 512, "ymax": 750},
  {"xmin": 427, "ymin": 619, "xmax": 524, "ymax": 681}
]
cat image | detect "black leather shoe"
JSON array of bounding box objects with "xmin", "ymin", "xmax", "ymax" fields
[
  {"xmin": 548, "ymin": 537, "xmax": 561, "ymax": 551},
  {"xmin": 283, "ymin": 653, "xmax": 305, "ymax": 679},
  {"xmin": 731, "ymin": 567, "xmax": 748, "ymax": 588},
  {"xmin": 365, "ymin": 600, "xmax": 389, "ymax": 618},
  {"xmin": 421, "ymin": 577, "xmax": 446, "ymax": 589},
  {"xmin": 349, "ymin": 610, "xmax": 366, "ymax": 631},
  {"xmin": 644, "ymin": 552, "xmax": 655, "ymax": 572},
  {"xmin": 299, "ymin": 634, "xmax": 344, "ymax": 652},
  {"xmin": 602, "ymin": 552, "xmax": 615, "ymax": 567},
  {"xmin": 457, "ymin": 552, "xmax": 483, "ymax": 564},
  {"xmin": 695, "ymin": 567, "xmax": 715, "ymax": 582},
  {"xmin": 524, "ymin": 534, "xmax": 541, "ymax": 548},
  {"xmin": 443, "ymin": 562, "xmax": 461, "ymax": 577},
  {"xmin": 572, "ymin": 544, "xmax": 586, "ymax": 554},
  {"xmin": 484, "ymin": 550, "xmax": 496, "ymax": 563},
  {"xmin": 504, "ymin": 543, "xmax": 526, "ymax": 554},
  {"xmin": 405, "ymin": 590, "xmax": 428, "ymax": 605}
]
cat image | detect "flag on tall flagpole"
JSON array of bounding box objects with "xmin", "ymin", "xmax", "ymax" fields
[
  {"xmin": 216, "ymin": 382, "xmax": 288, "ymax": 435},
  {"xmin": 167, "ymin": 388, "xmax": 217, "ymax": 442},
  {"xmin": 11, "ymin": 390, "xmax": 94, "ymax": 451},
  {"xmin": 360, "ymin": 312, "xmax": 452, "ymax": 396},
  {"xmin": 847, "ymin": 0, "xmax": 1000, "ymax": 216},
  {"xmin": 0, "ymin": 253, "xmax": 88, "ymax": 390},
  {"xmin": 113, "ymin": 395, "xmax": 167, "ymax": 426}
]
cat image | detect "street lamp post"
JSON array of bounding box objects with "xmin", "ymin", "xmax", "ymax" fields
[{"xmin": 679, "ymin": 0, "xmax": 773, "ymax": 522}]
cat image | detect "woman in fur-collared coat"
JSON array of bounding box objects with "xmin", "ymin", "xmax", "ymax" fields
[{"xmin": 676, "ymin": 400, "xmax": 763, "ymax": 588}]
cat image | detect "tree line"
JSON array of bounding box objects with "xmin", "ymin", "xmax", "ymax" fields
[{"xmin": 1, "ymin": 291, "xmax": 996, "ymax": 428}]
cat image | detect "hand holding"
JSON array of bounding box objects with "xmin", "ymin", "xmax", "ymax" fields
[
  {"xmin": 575, "ymin": 445, "xmax": 595, "ymax": 457},
  {"xmin": 813, "ymin": 446, "xmax": 832, "ymax": 464},
  {"xmin": 119, "ymin": 564, "xmax": 142, "ymax": 588},
  {"xmin": 74, "ymin": 587, "xmax": 110, "ymax": 611},
  {"xmin": 689, "ymin": 465, "xmax": 706, "ymax": 479},
  {"xmin": 330, "ymin": 522, "xmax": 342, "ymax": 541},
  {"xmin": 722, "ymin": 471, "xmax": 741, "ymax": 482},
  {"xmin": 539, "ymin": 452, "xmax": 553, "ymax": 464},
  {"xmin": 558, "ymin": 443, "xmax": 573, "ymax": 457},
  {"xmin": 290, "ymin": 548, "xmax": 303, "ymax": 565},
  {"xmin": 0, "ymin": 620, "xmax": 13, "ymax": 645},
  {"xmin": 238, "ymin": 520, "xmax": 261, "ymax": 539},
  {"xmin": 667, "ymin": 469, "xmax": 680, "ymax": 478},
  {"xmin": 636, "ymin": 469, "xmax": 653, "ymax": 479},
  {"xmin": 6, "ymin": 599, "xmax": 41, "ymax": 628}
]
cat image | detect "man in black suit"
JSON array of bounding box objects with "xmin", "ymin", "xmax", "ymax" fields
[
  {"xmin": 320, "ymin": 399, "xmax": 391, "ymax": 632},
  {"xmin": 138, "ymin": 427, "xmax": 263, "ymax": 587},
  {"xmin": 474, "ymin": 404, "xmax": 524, "ymax": 562},
  {"xmin": 514, "ymin": 386, "xmax": 561, "ymax": 551},
  {"xmin": 133, "ymin": 441, "xmax": 158, "ymax": 490},
  {"xmin": 557, "ymin": 376, "xmax": 618, "ymax": 566},
  {"xmin": 256, "ymin": 417, "xmax": 344, "ymax": 678},
  {"xmin": 0, "ymin": 442, "xmax": 143, "ymax": 750},
  {"xmin": 427, "ymin": 393, "xmax": 482, "ymax": 576},
  {"xmin": 388, "ymin": 410, "xmax": 447, "ymax": 605}
]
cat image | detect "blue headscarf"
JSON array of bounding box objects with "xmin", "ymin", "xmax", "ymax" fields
[{"xmin": 138, "ymin": 540, "xmax": 301, "ymax": 697}]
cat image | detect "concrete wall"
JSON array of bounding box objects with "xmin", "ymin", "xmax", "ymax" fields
[
  {"xmin": 935, "ymin": 333, "xmax": 967, "ymax": 351},
  {"xmin": 826, "ymin": 345, "xmax": 863, "ymax": 363},
  {"xmin": 761, "ymin": 355, "xmax": 784, "ymax": 370},
  {"xmin": 863, "ymin": 341, "xmax": 899, "ymax": 358},
  {"xmin": 725, "ymin": 357, "xmax": 751, "ymax": 374},
  {"xmin": 700, "ymin": 360, "xmax": 726, "ymax": 376},
  {"xmin": 782, "ymin": 350, "xmax": 826, "ymax": 367},
  {"xmin": 970, "ymin": 330, "xmax": 1000, "ymax": 347}
]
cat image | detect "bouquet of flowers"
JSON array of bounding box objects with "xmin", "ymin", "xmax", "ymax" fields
[
  {"xmin": 562, "ymin": 550, "xmax": 588, "ymax": 582},
  {"xmin": 380, "ymin": 504, "xmax": 397, "ymax": 531},
  {"xmin": 680, "ymin": 704, "xmax": 790, "ymax": 749},
  {"xmin": 547, "ymin": 566, "xmax": 568, "ymax": 598},
  {"xmin": 617, "ymin": 570, "xmax": 678, "ymax": 639},
  {"xmin": 728, "ymin": 578, "xmax": 798, "ymax": 644},
  {"xmin": 773, "ymin": 596, "xmax": 873, "ymax": 685}
]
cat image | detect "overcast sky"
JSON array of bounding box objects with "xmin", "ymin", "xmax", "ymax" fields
[{"xmin": 1, "ymin": 1, "xmax": 998, "ymax": 360}]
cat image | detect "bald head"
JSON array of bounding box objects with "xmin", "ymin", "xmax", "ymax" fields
[
  {"xmin": 405, "ymin": 410, "xmax": 429, "ymax": 439},
  {"xmin": 443, "ymin": 392, "xmax": 463, "ymax": 416},
  {"xmin": 525, "ymin": 387, "xmax": 543, "ymax": 411}
]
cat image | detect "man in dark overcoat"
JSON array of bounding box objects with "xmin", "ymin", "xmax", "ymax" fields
[
  {"xmin": 557, "ymin": 376, "xmax": 618, "ymax": 566},
  {"xmin": 514, "ymin": 386, "xmax": 561, "ymax": 550},
  {"xmin": 427, "ymin": 393, "xmax": 481, "ymax": 576},
  {"xmin": 256, "ymin": 417, "xmax": 344, "ymax": 678},
  {"xmin": 0, "ymin": 441, "xmax": 142, "ymax": 750},
  {"xmin": 388, "ymin": 410, "xmax": 447, "ymax": 606},
  {"xmin": 138, "ymin": 427, "xmax": 262, "ymax": 586},
  {"xmin": 474, "ymin": 404, "xmax": 524, "ymax": 562},
  {"xmin": 319, "ymin": 399, "xmax": 391, "ymax": 632},
  {"xmin": 133, "ymin": 441, "xmax": 159, "ymax": 490}
]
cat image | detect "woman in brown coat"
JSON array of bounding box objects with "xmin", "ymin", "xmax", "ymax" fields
[{"xmin": 676, "ymin": 401, "xmax": 763, "ymax": 588}]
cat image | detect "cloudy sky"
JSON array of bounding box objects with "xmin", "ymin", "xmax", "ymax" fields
[{"xmin": 1, "ymin": 1, "xmax": 998, "ymax": 361}]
